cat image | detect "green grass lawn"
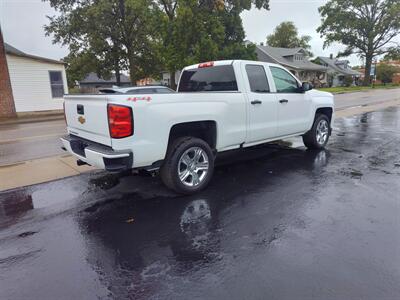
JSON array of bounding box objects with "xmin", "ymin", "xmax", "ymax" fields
[{"xmin": 317, "ymin": 83, "xmax": 400, "ymax": 93}]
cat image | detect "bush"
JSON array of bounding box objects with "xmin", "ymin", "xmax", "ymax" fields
[
  {"xmin": 377, "ymin": 64, "xmax": 400, "ymax": 84},
  {"xmin": 343, "ymin": 76, "xmax": 353, "ymax": 87}
]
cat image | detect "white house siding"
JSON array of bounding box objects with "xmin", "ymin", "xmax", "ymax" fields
[{"xmin": 6, "ymin": 54, "xmax": 68, "ymax": 112}]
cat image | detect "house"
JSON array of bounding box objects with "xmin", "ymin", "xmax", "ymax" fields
[
  {"xmin": 255, "ymin": 45, "xmax": 328, "ymax": 86},
  {"xmin": 78, "ymin": 72, "xmax": 131, "ymax": 92},
  {"xmin": 0, "ymin": 41, "xmax": 68, "ymax": 117},
  {"xmin": 314, "ymin": 56, "xmax": 362, "ymax": 87}
]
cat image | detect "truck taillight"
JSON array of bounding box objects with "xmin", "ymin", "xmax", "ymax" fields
[
  {"xmin": 107, "ymin": 104, "xmax": 133, "ymax": 139},
  {"xmin": 198, "ymin": 61, "xmax": 214, "ymax": 68}
]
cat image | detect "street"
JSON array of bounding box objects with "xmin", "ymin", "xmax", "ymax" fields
[
  {"xmin": 1, "ymin": 88, "xmax": 399, "ymax": 166},
  {"xmin": 1, "ymin": 106, "xmax": 399, "ymax": 299}
]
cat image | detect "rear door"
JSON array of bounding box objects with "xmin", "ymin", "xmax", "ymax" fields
[
  {"xmin": 242, "ymin": 62, "xmax": 278, "ymax": 143},
  {"xmin": 64, "ymin": 95, "xmax": 111, "ymax": 146},
  {"xmin": 269, "ymin": 66, "xmax": 311, "ymax": 136}
]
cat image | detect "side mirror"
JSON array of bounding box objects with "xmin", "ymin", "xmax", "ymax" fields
[{"xmin": 301, "ymin": 82, "xmax": 313, "ymax": 92}]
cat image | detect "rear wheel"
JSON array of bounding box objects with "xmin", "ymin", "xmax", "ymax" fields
[
  {"xmin": 302, "ymin": 114, "xmax": 330, "ymax": 149},
  {"xmin": 160, "ymin": 137, "xmax": 214, "ymax": 194}
]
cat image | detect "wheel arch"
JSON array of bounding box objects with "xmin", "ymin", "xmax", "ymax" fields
[
  {"xmin": 167, "ymin": 120, "xmax": 218, "ymax": 150},
  {"xmin": 315, "ymin": 107, "xmax": 333, "ymax": 123}
]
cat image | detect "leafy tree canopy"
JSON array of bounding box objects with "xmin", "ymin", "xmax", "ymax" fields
[
  {"xmin": 383, "ymin": 46, "xmax": 400, "ymax": 61},
  {"xmin": 45, "ymin": 0, "xmax": 270, "ymax": 88},
  {"xmin": 266, "ymin": 21, "xmax": 313, "ymax": 56},
  {"xmin": 156, "ymin": 0, "xmax": 269, "ymax": 87},
  {"xmin": 317, "ymin": 0, "xmax": 400, "ymax": 84}
]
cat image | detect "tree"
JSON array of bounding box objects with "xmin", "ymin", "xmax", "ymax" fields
[
  {"xmin": 62, "ymin": 51, "xmax": 98, "ymax": 88},
  {"xmin": 156, "ymin": 0, "xmax": 269, "ymax": 88},
  {"xmin": 45, "ymin": 0, "xmax": 161, "ymax": 85},
  {"xmin": 317, "ymin": 0, "xmax": 400, "ymax": 85},
  {"xmin": 383, "ymin": 46, "xmax": 400, "ymax": 61},
  {"xmin": 45, "ymin": 0, "xmax": 269, "ymax": 88},
  {"xmin": 377, "ymin": 63, "xmax": 400, "ymax": 84},
  {"xmin": 266, "ymin": 21, "xmax": 312, "ymax": 56}
]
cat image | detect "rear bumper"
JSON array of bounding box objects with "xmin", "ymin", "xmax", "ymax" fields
[{"xmin": 60, "ymin": 135, "xmax": 133, "ymax": 172}]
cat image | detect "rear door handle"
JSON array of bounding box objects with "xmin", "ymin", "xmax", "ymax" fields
[
  {"xmin": 279, "ymin": 99, "xmax": 289, "ymax": 104},
  {"xmin": 251, "ymin": 100, "xmax": 262, "ymax": 105}
]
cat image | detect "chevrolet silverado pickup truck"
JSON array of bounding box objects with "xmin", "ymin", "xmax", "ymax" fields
[{"xmin": 62, "ymin": 60, "xmax": 334, "ymax": 194}]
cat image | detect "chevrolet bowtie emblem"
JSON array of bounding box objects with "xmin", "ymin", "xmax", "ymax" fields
[{"xmin": 78, "ymin": 116, "xmax": 86, "ymax": 124}]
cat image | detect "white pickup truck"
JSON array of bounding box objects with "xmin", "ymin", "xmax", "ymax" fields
[{"xmin": 62, "ymin": 60, "xmax": 334, "ymax": 194}]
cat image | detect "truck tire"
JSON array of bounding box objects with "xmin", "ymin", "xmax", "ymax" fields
[
  {"xmin": 302, "ymin": 114, "xmax": 330, "ymax": 149},
  {"xmin": 160, "ymin": 137, "xmax": 215, "ymax": 194}
]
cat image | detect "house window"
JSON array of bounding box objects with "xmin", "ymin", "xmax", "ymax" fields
[{"xmin": 49, "ymin": 71, "xmax": 64, "ymax": 98}]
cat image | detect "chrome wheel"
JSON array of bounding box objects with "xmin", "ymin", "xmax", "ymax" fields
[
  {"xmin": 316, "ymin": 119, "xmax": 329, "ymax": 145},
  {"xmin": 178, "ymin": 147, "xmax": 209, "ymax": 187}
]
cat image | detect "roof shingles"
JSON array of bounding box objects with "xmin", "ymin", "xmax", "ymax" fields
[
  {"xmin": 256, "ymin": 45, "xmax": 328, "ymax": 72},
  {"xmin": 4, "ymin": 43, "xmax": 65, "ymax": 65},
  {"xmin": 317, "ymin": 56, "xmax": 361, "ymax": 76}
]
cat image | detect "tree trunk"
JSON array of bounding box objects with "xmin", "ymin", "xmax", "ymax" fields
[
  {"xmin": 128, "ymin": 56, "xmax": 137, "ymax": 85},
  {"xmin": 363, "ymin": 53, "xmax": 373, "ymax": 86},
  {"xmin": 115, "ymin": 61, "xmax": 121, "ymax": 86},
  {"xmin": 170, "ymin": 70, "xmax": 176, "ymax": 90}
]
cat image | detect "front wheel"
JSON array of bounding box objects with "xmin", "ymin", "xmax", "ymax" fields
[
  {"xmin": 302, "ymin": 114, "xmax": 330, "ymax": 149},
  {"xmin": 160, "ymin": 137, "xmax": 215, "ymax": 194}
]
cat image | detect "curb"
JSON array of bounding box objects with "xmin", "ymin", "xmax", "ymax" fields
[{"xmin": 0, "ymin": 115, "xmax": 64, "ymax": 126}]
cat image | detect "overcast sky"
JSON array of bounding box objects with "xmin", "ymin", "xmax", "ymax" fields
[{"xmin": 1, "ymin": 0, "xmax": 399, "ymax": 66}]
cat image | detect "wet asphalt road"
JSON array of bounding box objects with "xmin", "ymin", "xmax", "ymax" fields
[
  {"xmin": 0, "ymin": 88, "xmax": 399, "ymax": 166},
  {"xmin": 1, "ymin": 107, "xmax": 400, "ymax": 300},
  {"xmin": 0, "ymin": 119, "xmax": 66, "ymax": 165}
]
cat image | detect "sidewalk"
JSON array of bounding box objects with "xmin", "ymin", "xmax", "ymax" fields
[
  {"xmin": 0, "ymin": 110, "xmax": 64, "ymax": 126},
  {"xmin": 0, "ymin": 99, "xmax": 399, "ymax": 192},
  {"xmin": 0, "ymin": 154, "xmax": 95, "ymax": 191}
]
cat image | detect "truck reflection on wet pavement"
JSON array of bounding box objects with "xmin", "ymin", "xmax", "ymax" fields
[{"xmin": 1, "ymin": 107, "xmax": 400, "ymax": 299}]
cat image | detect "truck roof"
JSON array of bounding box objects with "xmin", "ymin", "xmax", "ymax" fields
[{"xmin": 182, "ymin": 60, "xmax": 281, "ymax": 71}]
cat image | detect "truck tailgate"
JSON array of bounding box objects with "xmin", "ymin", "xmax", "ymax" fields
[{"xmin": 64, "ymin": 95, "xmax": 111, "ymax": 146}]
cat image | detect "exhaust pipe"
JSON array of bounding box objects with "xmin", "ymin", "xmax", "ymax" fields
[{"xmin": 77, "ymin": 159, "xmax": 90, "ymax": 166}]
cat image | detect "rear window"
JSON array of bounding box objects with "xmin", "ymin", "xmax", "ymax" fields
[{"xmin": 178, "ymin": 65, "xmax": 238, "ymax": 92}]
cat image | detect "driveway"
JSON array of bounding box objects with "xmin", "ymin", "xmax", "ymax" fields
[{"xmin": 1, "ymin": 107, "xmax": 399, "ymax": 299}]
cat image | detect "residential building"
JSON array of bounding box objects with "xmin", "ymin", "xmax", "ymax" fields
[
  {"xmin": 255, "ymin": 45, "xmax": 328, "ymax": 86},
  {"xmin": 0, "ymin": 41, "xmax": 68, "ymax": 117},
  {"xmin": 314, "ymin": 56, "xmax": 362, "ymax": 87}
]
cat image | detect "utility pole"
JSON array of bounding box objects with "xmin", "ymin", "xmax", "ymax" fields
[{"xmin": 0, "ymin": 25, "xmax": 17, "ymax": 118}]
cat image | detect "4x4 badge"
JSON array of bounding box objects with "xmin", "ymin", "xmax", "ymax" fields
[{"xmin": 78, "ymin": 116, "xmax": 86, "ymax": 124}]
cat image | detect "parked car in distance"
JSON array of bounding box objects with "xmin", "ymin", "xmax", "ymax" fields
[
  {"xmin": 62, "ymin": 60, "xmax": 334, "ymax": 194},
  {"xmin": 99, "ymin": 85, "xmax": 175, "ymax": 94}
]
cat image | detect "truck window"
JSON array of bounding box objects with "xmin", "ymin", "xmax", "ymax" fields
[
  {"xmin": 178, "ymin": 65, "xmax": 238, "ymax": 92},
  {"xmin": 270, "ymin": 67, "xmax": 300, "ymax": 93},
  {"xmin": 245, "ymin": 65, "xmax": 270, "ymax": 93}
]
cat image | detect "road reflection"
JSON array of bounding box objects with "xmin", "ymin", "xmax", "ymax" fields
[{"xmin": 77, "ymin": 146, "xmax": 329, "ymax": 298}]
